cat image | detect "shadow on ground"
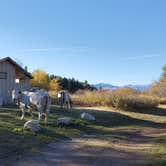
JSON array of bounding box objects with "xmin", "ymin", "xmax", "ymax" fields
[
  {"xmin": 51, "ymin": 105, "xmax": 166, "ymax": 131},
  {"xmin": 125, "ymin": 106, "xmax": 166, "ymax": 117},
  {"xmin": 0, "ymin": 105, "xmax": 166, "ymax": 166}
]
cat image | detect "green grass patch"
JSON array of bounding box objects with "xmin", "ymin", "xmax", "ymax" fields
[{"xmin": 0, "ymin": 105, "xmax": 165, "ymax": 165}]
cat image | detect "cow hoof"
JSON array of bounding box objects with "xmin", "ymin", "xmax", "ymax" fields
[{"xmin": 20, "ymin": 117, "xmax": 24, "ymax": 120}]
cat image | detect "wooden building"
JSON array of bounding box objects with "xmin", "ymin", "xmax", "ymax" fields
[{"xmin": 0, "ymin": 57, "xmax": 32, "ymax": 105}]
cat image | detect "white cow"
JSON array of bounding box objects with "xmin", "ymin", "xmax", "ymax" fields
[
  {"xmin": 12, "ymin": 89, "xmax": 51, "ymax": 125},
  {"xmin": 57, "ymin": 90, "xmax": 72, "ymax": 108}
]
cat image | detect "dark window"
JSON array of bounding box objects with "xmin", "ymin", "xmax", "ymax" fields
[{"xmin": 0, "ymin": 72, "xmax": 7, "ymax": 79}]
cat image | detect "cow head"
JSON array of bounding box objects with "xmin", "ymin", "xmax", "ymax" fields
[{"xmin": 12, "ymin": 90, "xmax": 22, "ymax": 104}]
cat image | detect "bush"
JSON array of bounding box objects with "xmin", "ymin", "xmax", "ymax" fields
[
  {"xmin": 159, "ymin": 98, "xmax": 166, "ymax": 105},
  {"xmin": 71, "ymin": 90, "xmax": 111, "ymax": 107},
  {"xmin": 116, "ymin": 94, "xmax": 159, "ymax": 109},
  {"xmin": 71, "ymin": 89, "xmax": 159, "ymax": 110}
]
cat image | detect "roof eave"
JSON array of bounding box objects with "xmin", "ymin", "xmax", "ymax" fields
[{"xmin": 0, "ymin": 57, "xmax": 33, "ymax": 79}]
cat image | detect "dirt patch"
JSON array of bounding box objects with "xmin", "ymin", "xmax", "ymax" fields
[
  {"xmin": 12, "ymin": 127, "xmax": 165, "ymax": 166},
  {"xmin": 13, "ymin": 139, "xmax": 149, "ymax": 166}
]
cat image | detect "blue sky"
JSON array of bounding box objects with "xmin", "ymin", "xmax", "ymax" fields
[{"xmin": 0, "ymin": 0, "xmax": 166, "ymax": 85}]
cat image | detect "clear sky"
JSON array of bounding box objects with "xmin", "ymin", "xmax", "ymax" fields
[{"xmin": 0, "ymin": 0, "xmax": 166, "ymax": 85}]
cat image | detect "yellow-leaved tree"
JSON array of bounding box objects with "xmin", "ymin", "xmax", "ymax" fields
[
  {"xmin": 30, "ymin": 69, "xmax": 49, "ymax": 90},
  {"xmin": 49, "ymin": 78, "xmax": 62, "ymax": 91},
  {"xmin": 148, "ymin": 65, "xmax": 166, "ymax": 97}
]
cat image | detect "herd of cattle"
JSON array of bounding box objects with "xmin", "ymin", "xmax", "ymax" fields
[{"xmin": 11, "ymin": 89, "xmax": 71, "ymax": 126}]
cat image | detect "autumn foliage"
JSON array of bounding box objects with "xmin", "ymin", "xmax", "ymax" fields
[
  {"xmin": 30, "ymin": 69, "xmax": 94, "ymax": 93},
  {"xmin": 49, "ymin": 78, "xmax": 62, "ymax": 91},
  {"xmin": 30, "ymin": 70, "xmax": 50, "ymax": 90}
]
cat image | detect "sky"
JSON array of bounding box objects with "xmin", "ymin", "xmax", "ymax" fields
[{"xmin": 0, "ymin": 0, "xmax": 166, "ymax": 86}]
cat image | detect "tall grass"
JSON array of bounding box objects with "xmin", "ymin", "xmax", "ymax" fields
[
  {"xmin": 71, "ymin": 90, "xmax": 112, "ymax": 107},
  {"xmin": 70, "ymin": 89, "xmax": 159, "ymax": 110}
]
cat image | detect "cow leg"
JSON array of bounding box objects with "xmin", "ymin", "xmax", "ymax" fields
[
  {"xmin": 66, "ymin": 102, "xmax": 69, "ymax": 109},
  {"xmin": 19, "ymin": 104, "xmax": 26, "ymax": 120},
  {"xmin": 38, "ymin": 111, "xmax": 42, "ymax": 121},
  {"xmin": 69, "ymin": 99, "xmax": 72, "ymax": 108},
  {"xmin": 59, "ymin": 99, "xmax": 62, "ymax": 108},
  {"xmin": 45, "ymin": 98, "xmax": 51, "ymax": 126},
  {"xmin": 60, "ymin": 101, "xmax": 63, "ymax": 108},
  {"xmin": 70, "ymin": 102, "xmax": 72, "ymax": 108},
  {"xmin": 21, "ymin": 109, "xmax": 25, "ymax": 120},
  {"xmin": 19, "ymin": 103, "xmax": 25, "ymax": 120},
  {"xmin": 67, "ymin": 101, "xmax": 71, "ymax": 109},
  {"xmin": 29, "ymin": 109, "xmax": 34, "ymax": 118},
  {"xmin": 27, "ymin": 106, "xmax": 34, "ymax": 118},
  {"xmin": 38, "ymin": 106, "xmax": 45, "ymax": 121}
]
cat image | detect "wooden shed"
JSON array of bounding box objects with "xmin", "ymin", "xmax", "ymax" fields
[{"xmin": 0, "ymin": 57, "xmax": 33, "ymax": 105}]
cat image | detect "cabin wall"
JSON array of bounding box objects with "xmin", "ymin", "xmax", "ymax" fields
[
  {"xmin": 0, "ymin": 61, "xmax": 31, "ymax": 105},
  {"xmin": 0, "ymin": 61, "xmax": 15, "ymax": 104}
]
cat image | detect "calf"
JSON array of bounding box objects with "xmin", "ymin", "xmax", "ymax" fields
[
  {"xmin": 12, "ymin": 89, "xmax": 51, "ymax": 125},
  {"xmin": 57, "ymin": 90, "xmax": 72, "ymax": 108}
]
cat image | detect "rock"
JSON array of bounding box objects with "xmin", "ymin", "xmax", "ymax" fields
[
  {"xmin": 80, "ymin": 113, "xmax": 96, "ymax": 121},
  {"xmin": 24, "ymin": 120, "xmax": 41, "ymax": 132},
  {"xmin": 57, "ymin": 117, "xmax": 73, "ymax": 126}
]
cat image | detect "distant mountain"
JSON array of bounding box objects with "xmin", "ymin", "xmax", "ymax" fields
[
  {"xmin": 123, "ymin": 84, "xmax": 151, "ymax": 91},
  {"xmin": 93, "ymin": 83, "xmax": 119, "ymax": 90},
  {"xmin": 93, "ymin": 83, "xmax": 150, "ymax": 91}
]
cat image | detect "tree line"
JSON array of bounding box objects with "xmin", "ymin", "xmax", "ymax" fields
[{"xmin": 30, "ymin": 69, "xmax": 95, "ymax": 93}]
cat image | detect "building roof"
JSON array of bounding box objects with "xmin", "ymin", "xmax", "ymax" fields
[{"xmin": 0, "ymin": 57, "xmax": 33, "ymax": 79}]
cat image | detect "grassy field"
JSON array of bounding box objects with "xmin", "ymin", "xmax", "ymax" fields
[{"xmin": 0, "ymin": 105, "xmax": 166, "ymax": 165}]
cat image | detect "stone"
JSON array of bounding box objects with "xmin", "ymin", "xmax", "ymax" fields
[
  {"xmin": 57, "ymin": 117, "xmax": 73, "ymax": 126},
  {"xmin": 80, "ymin": 113, "xmax": 96, "ymax": 121},
  {"xmin": 24, "ymin": 120, "xmax": 41, "ymax": 132}
]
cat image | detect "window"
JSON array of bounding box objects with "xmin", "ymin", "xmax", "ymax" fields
[
  {"xmin": 0, "ymin": 72, "xmax": 7, "ymax": 79},
  {"xmin": 15, "ymin": 79, "xmax": 20, "ymax": 83}
]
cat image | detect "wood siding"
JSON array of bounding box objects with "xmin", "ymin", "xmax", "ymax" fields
[{"xmin": 0, "ymin": 61, "xmax": 30, "ymax": 105}]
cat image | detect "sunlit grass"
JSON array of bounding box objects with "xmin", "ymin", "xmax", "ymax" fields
[{"xmin": 0, "ymin": 104, "xmax": 165, "ymax": 165}]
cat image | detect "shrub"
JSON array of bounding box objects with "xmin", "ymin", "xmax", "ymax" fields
[
  {"xmin": 159, "ymin": 98, "xmax": 166, "ymax": 105},
  {"xmin": 116, "ymin": 94, "xmax": 159, "ymax": 110},
  {"xmin": 71, "ymin": 90, "xmax": 112, "ymax": 107},
  {"xmin": 71, "ymin": 89, "xmax": 159, "ymax": 110}
]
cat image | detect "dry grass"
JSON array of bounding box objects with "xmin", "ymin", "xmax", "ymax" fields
[{"xmin": 71, "ymin": 89, "xmax": 159, "ymax": 110}]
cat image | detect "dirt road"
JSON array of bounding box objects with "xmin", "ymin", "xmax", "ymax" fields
[{"xmin": 14, "ymin": 128, "xmax": 163, "ymax": 166}]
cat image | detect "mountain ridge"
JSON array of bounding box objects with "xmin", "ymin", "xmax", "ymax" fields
[{"xmin": 93, "ymin": 83, "xmax": 150, "ymax": 91}]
